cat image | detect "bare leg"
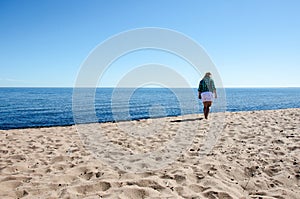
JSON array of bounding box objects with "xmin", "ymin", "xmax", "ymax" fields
[
  {"xmin": 203, "ymin": 101, "xmax": 212, "ymax": 119},
  {"xmin": 203, "ymin": 102, "xmax": 208, "ymax": 119}
]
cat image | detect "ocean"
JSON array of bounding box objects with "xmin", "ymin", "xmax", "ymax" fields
[{"xmin": 0, "ymin": 87, "xmax": 299, "ymax": 130}]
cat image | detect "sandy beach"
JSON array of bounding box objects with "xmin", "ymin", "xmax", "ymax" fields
[{"xmin": 0, "ymin": 108, "xmax": 299, "ymax": 198}]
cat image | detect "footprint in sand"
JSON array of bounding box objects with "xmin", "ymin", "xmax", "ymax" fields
[{"xmin": 68, "ymin": 181, "xmax": 111, "ymax": 195}]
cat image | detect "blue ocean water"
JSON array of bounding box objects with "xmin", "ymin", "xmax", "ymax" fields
[{"xmin": 0, "ymin": 87, "xmax": 299, "ymax": 130}]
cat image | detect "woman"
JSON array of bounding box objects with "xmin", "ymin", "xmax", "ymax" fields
[{"xmin": 198, "ymin": 72, "xmax": 217, "ymax": 119}]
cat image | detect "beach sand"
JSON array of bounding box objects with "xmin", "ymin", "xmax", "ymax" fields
[{"xmin": 0, "ymin": 108, "xmax": 299, "ymax": 198}]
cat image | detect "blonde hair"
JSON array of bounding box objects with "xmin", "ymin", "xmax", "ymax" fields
[{"xmin": 204, "ymin": 72, "xmax": 212, "ymax": 78}]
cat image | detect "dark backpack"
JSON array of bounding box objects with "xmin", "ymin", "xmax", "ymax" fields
[{"xmin": 199, "ymin": 79, "xmax": 209, "ymax": 93}]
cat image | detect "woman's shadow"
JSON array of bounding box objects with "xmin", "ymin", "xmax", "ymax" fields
[{"xmin": 170, "ymin": 117, "xmax": 203, "ymax": 123}]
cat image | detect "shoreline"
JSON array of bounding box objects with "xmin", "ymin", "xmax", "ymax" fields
[
  {"xmin": 0, "ymin": 108, "xmax": 299, "ymax": 198},
  {"xmin": 1, "ymin": 107, "xmax": 299, "ymax": 131}
]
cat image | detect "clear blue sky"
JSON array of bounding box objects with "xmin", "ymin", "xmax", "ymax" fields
[{"xmin": 1, "ymin": 0, "xmax": 299, "ymax": 87}]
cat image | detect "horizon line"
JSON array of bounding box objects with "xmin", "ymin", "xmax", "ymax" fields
[{"xmin": 0, "ymin": 86, "xmax": 300, "ymax": 89}]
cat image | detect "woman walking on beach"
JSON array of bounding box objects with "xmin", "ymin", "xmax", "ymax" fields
[{"xmin": 198, "ymin": 72, "xmax": 217, "ymax": 119}]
